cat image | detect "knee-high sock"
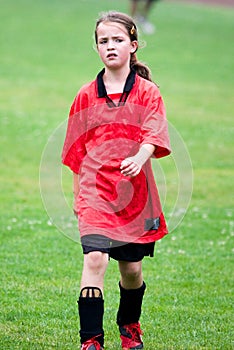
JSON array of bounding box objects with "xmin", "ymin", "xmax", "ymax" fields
[
  {"xmin": 117, "ymin": 282, "xmax": 146, "ymax": 327},
  {"xmin": 78, "ymin": 287, "xmax": 104, "ymax": 346}
]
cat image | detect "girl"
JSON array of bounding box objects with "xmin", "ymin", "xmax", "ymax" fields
[{"xmin": 62, "ymin": 11, "xmax": 170, "ymax": 350}]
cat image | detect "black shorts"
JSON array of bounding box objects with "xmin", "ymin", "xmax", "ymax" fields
[{"xmin": 81, "ymin": 235, "xmax": 155, "ymax": 262}]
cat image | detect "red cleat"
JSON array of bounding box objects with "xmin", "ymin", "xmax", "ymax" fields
[
  {"xmin": 119, "ymin": 322, "xmax": 144, "ymax": 349},
  {"xmin": 81, "ymin": 335, "xmax": 103, "ymax": 350}
]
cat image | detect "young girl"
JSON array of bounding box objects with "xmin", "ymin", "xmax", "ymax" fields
[{"xmin": 62, "ymin": 11, "xmax": 170, "ymax": 350}]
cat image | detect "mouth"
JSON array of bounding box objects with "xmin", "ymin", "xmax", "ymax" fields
[{"xmin": 107, "ymin": 53, "xmax": 117, "ymax": 59}]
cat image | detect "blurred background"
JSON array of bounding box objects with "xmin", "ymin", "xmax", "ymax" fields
[{"xmin": 0, "ymin": 0, "xmax": 233, "ymax": 349}]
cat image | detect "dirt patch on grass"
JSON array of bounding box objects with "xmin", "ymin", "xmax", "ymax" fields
[{"xmin": 168, "ymin": 0, "xmax": 234, "ymax": 7}]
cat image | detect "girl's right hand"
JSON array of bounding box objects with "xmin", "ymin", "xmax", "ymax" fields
[{"xmin": 73, "ymin": 200, "xmax": 78, "ymax": 217}]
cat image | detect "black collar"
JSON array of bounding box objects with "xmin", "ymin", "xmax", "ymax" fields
[{"xmin": 97, "ymin": 68, "xmax": 136, "ymax": 98}]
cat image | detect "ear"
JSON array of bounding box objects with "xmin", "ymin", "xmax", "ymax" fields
[{"xmin": 130, "ymin": 40, "xmax": 138, "ymax": 54}]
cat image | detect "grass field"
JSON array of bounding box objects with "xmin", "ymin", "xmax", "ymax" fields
[{"xmin": 0, "ymin": 0, "xmax": 233, "ymax": 349}]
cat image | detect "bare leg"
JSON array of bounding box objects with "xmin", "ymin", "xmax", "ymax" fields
[
  {"xmin": 143, "ymin": 0, "xmax": 155, "ymax": 19},
  {"xmin": 137, "ymin": 0, "xmax": 156, "ymax": 34},
  {"xmin": 130, "ymin": 0, "xmax": 140, "ymax": 18},
  {"xmin": 118, "ymin": 260, "xmax": 143, "ymax": 289},
  {"xmin": 80, "ymin": 251, "xmax": 109, "ymax": 293}
]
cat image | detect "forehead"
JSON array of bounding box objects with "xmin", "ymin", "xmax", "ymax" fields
[{"xmin": 96, "ymin": 21, "xmax": 129, "ymax": 38}]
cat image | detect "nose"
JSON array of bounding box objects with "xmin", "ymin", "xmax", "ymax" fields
[{"xmin": 107, "ymin": 39, "xmax": 115, "ymax": 50}]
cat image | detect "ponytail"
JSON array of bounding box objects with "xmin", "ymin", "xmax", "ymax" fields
[{"xmin": 130, "ymin": 52, "xmax": 152, "ymax": 82}]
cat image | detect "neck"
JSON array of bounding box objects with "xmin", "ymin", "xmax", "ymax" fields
[{"xmin": 103, "ymin": 66, "xmax": 131, "ymax": 94}]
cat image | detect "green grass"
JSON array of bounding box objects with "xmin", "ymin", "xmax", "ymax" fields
[{"xmin": 0, "ymin": 0, "xmax": 233, "ymax": 349}]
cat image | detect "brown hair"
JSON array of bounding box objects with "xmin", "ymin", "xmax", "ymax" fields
[{"xmin": 95, "ymin": 11, "xmax": 152, "ymax": 82}]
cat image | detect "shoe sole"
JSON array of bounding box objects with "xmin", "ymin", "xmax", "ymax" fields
[{"xmin": 122, "ymin": 346, "xmax": 143, "ymax": 350}]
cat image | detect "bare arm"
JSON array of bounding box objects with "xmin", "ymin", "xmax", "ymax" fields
[
  {"xmin": 120, "ymin": 143, "xmax": 156, "ymax": 177},
  {"xmin": 73, "ymin": 172, "xmax": 80, "ymax": 216}
]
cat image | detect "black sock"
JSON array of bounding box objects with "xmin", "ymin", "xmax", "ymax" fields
[
  {"xmin": 78, "ymin": 287, "xmax": 104, "ymax": 346},
  {"xmin": 117, "ymin": 281, "xmax": 146, "ymax": 327}
]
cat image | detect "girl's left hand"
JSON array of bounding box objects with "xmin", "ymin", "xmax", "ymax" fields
[
  {"xmin": 120, "ymin": 144, "xmax": 155, "ymax": 177},
  {"xmin": 120, "ymin": 158, "xmax": 142, "ymax": 177}
]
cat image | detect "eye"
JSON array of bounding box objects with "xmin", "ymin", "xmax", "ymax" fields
[
  {"xmin": 99, "ymin": 39, "xmax": 107, "ymax": 45},
  {"xmin": 115, "ymin": 38, "xmax": 123, "ymax": 43}
]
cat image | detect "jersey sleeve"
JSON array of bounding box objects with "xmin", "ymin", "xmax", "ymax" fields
[
  {"xmin": 140, "ymin": 84, "xmax": 171, "ymax": 159},
  {"xmin": 61, "ymin": 91, "xmax": 88, "ymax": 174}
]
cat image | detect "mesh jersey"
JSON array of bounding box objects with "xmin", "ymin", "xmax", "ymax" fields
[{"xmin": 62, "ymin": 71, "xmax": 171, "ymax": 243}]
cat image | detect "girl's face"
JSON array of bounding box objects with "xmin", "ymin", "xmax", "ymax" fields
[{"xmin": 96, "ymin": 22, "xmax": 137, "ymax": 71}]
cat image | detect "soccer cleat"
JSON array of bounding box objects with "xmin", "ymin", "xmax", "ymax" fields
[
  {"xmin": 135, "ymin": 15, "xmax": 155, "ymax": 35},
  {"xmin": 119, "ymin": 322, "xmax": 144, "ymax": 350},
  {"xmin": 81, "ymin": 335, "xmax": 103, "ymax": 350}
]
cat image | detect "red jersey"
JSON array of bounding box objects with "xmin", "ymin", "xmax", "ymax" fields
[{"xmin": 62, "ymin": 70, "xmax": 171, "ymax": 244}]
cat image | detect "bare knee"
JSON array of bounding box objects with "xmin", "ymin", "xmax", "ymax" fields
[
  {"xmin": 119, "ymin": 261, "xmax": 143, "ymax": 288},
  {"xmin": 84, "ymin": 251, "xmax": 109, "ymax": 272},
  {"xmin": 81, "ymin": 251, "xmax": 109, "ymax": 291}
]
